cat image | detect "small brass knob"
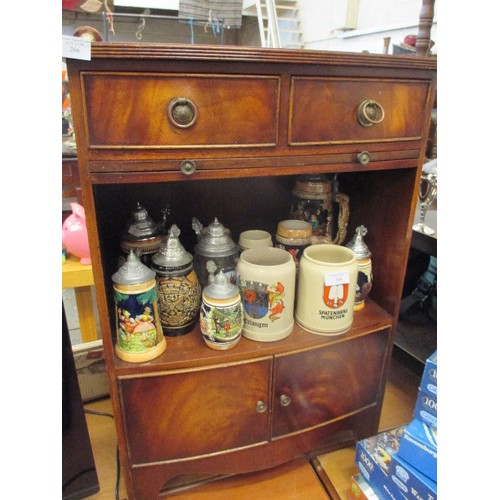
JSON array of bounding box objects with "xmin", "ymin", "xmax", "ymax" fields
[
  {"xmin": 279, "ymin": 394, "xmax": 291, "ymax": 407},
  {"xmin": 167, "ymin": 97, "xmax": 198, "ymax": 129},
  {"xmin": 357, "ymin": 151, "xmax": 371, "ymax": 165},
  {"xmin": 256, "ymin": 400, "xmax": 268, "ymax": 413},
  {"xmin": 180, "ymin": 160, "xmax": 196, "ymax": 176},
  {"xmin": 357, "ymin": 99, "xmax": 385, "ymax": 127}
]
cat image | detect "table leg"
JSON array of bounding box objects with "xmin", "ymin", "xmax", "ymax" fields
[{"xmin": 74, "ymin": 286, "xmax": 98, "ymax": 342}]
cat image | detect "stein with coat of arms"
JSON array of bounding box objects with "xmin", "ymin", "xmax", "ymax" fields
[
  {"xmin": 295, "ymin": 244, "xmax": 358, "ymax": 335},
  {"xmin": 237, "ymin": 247, "xmax": 296, "ymax": 342}
]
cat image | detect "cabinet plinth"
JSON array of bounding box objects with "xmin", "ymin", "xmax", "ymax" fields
[{"xmin": 66, "ymin": 43, "xmax": 436, "ymax": 500}]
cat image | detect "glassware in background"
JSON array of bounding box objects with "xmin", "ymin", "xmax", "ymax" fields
[{"xmin": 413, "ymin": 170, "xmax": 437, "ymax": 235}]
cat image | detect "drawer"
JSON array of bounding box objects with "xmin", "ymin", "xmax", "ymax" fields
[
  {"xmin": 82, "ymin": 72, "xmax": 280, "ymax": 149},
  {"xmin": 289, "ymin": 77, "xmax": 430, "ymax": 145},
  {"xmin": 119, "ymin": 358, "xmax": 272, "ymax": 464}
]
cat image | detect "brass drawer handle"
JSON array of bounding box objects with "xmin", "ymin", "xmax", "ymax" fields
[
  {"xmin": 167, "ymin": 97, "xmax": 198, "ymax": 129},
  {"xmin": 357, "ymin": 151, "xmax": 371, "ymax": 165},
  {"xmin": 256, "ymin": 400, "xmax": 268, "ymax": 413},
  {"xmin": 279, "ymin": 394, "xmax": 291, "ymax": 407},
  {"xmin": 357, "ymin": 99, "xmax": 385, "ymax": 127},
  {"xmin": 180, "ymin": 160, "xmax": 197, "ymax": 176}
]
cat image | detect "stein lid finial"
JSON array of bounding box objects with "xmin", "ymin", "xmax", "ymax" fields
[
  {"xmin": 112, "ymin": 249, "xmax": 155, "ymax": 285},
  {"xmin": 152, "ymin": 224, "xmax": 193, "ymax": 267},
  {"xmin": 203, "ymin": 269, "xmax": 239, "ymax": 299}
]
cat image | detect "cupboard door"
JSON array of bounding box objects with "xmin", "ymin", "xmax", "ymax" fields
[
  {"xmin": 119, "ymin": 358, "xmax": 272, "ymax": 464},
  {"xmin": 272, "ymin": 329, "xmax": 389, "ymax": 438}
]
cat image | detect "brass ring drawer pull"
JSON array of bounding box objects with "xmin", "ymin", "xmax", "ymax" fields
[
  {"xmin": 256, "ymin": 400, "xmax": 268, "ymax": 413},
  {"xmin": 180, "ymin": 160, "xmax": 197, "ymax": 176},
  {"xmin": 167, "ymin": 97, "xmax": 198, "ymax": 129},
  {"xmin": 279, "ymin": 394, "xmax": 291, "ymax": 407},
  {"xmin": 357, "ymin": 99, "xmax": 385, "ymax": 127},
  {"xmin": 357, "ymin": 151, "xmax": 371, "ymax": 165}
]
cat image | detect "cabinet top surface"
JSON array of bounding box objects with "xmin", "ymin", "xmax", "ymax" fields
[{"xmin": 69, "ymin": 42, "xmax": 436, "ymax": 72}]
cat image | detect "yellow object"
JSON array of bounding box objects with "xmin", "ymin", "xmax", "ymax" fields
[{"xmin": 62, "ymin": 254, "xmax": 98, "ymax": 342}]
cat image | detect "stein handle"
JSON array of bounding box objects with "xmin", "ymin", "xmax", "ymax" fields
[{"xmin": 332, "ymin": 193, "xmax": 350, "ymax": 245}]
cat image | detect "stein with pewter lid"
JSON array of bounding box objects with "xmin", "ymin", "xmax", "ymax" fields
[
  {"xmin": 200, "ymin": 261, "xmax": 243, "ymax": 350},
  {"xmin": 345, "ymin": 225, "xmax": 373, "ymax": 311},
  {"xmin": 119, "ymin": 202, "xmax": 165, "ymax": 268},
  {"xmin": 151, "ymin": 224, "xmax": 201, "ymax": 336},
  {"xmin": 112, "ymin": 250, "xmax": 166, "ymax": 363},
  {"xmin": 192, "ymin": 217, "xmax": 239, "ymax": 289}
]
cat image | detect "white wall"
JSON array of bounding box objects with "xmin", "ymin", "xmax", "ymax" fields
[{"xmin": 298, "ymin": 0, "xmax": 437, "ymax": 54}]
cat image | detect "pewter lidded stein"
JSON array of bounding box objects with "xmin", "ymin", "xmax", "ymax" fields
[
  {"xmin": 112, "ymin": 250, "xmax": 166, "ymax": 363},
  {"xmin": 345, "ymin": 225, "xmax": 373, "ymax": 311},
  {"xmin": 192, "ymin": 217, "xmax": 239, "ymax": 289},
  {"xmin": 200, "ymin": 261, "xmax": 243, "ymax": 350},
  {"xmin": 119, "ymin": 202, "xmax": 164, "ymax": 267},
  {"xmin": 151, "ymin": 224, "xmax": 201, "ymax": 336}
]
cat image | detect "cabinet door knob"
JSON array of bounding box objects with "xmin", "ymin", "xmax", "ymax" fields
[
  {"xmin": 180, "ymin": 160, "xmax": 197, "ymax": 176},
  {"xmin": 357, "ymin": 99, "xmax": 385, "ymax": 127},
  {"xmin": 167, "ymin": 97, "xmax": 198, "ymax": 129},
  {"xmin": 357, "ymin": 151, "xmax": 371, "ymax": 165},
  {"xmin": 255, "ymin": 400, "xmax": 268, "ymax": 413},
  {"xmin": 279, "ymin": 394, "xmax": 291, "ymax": 407}
]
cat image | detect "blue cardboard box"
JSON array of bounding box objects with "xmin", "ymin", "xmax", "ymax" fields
[
  {"xmin": 389, "ymin": 453, "xmax": 437, "ymax": 500},
  {"xmin": 398, "ymin": 418, "xmax": 437, "ymax": 482},
  {"xmin": 413, "ymin": 387, "xmax": 437, "ymax": 429},
  {"xmin": 355, "ymin": 427, "xmax": 405, "ymax": 500},
  {"xmin": 420, "ymin": 351, "xmax": 437, "ymax": 396}
]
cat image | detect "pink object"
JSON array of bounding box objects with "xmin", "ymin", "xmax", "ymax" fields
[
  {"xmin": 62, "ymin": 203, "xmax": 91, "ymax": 265},
  {"xmin": 404, "ymin": 34, "xmax": 417, "ymax": 47}
]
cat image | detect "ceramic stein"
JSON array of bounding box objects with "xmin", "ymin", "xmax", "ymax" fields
[
  {"xmin": 345, "ymin": 225, "xmax": 373, "ymax": 311},
  {"xmin": 151, "ymin": 224, "xmax": 201, "ymax": 336},
  {"xmin": 275, "ymin": 220, "xmax": 312, "ymax": 272},
  {"xmin": 290, "ymin": 174, "xmax": 350, "ymax": 245},
  {"xmin": 296, "ymin": 244, "xmax": 358, "ymax": 335},
  {"xmin": 119, "ymin": 202, "xmax": 165, "ymax": 268},
  {"xmin": 112, "ymin": 250, "xmax": 167, "ymax": 363},
  {"xmin": 200, "ymin": 262, "xmax": 244, "ymax": 350},
  {"xmin": 237, "ymin": 247, "xmax": 296, "ymax": 342},
  {"xmin": 238, "ymin": 229, "xmax": 273, "ymax": 254},
  {"xmin": 192, "ymin": 217, "xmax": 239, "ymax": 289}
]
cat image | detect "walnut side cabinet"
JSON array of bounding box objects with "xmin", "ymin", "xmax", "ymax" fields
[{"xmin": 66, "ymin": 44, "xmax": 436, "ymax": 500}]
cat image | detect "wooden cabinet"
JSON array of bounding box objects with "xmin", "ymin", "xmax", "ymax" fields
[{"xmin": 66, "ymin": 44, "xmax": 436, "ymax": 500}]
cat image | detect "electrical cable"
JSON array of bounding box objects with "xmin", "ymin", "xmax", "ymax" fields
[
  {"xmin": 84, "ymin": 408, "xmax": 114, "ymax": 419},
  {"xmin": 115, "ymin": 445, "xmax": 121, "ymax": 500}
]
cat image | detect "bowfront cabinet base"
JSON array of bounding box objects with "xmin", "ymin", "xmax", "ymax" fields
[
  {"xmin": 66, "ymin": 44, "xmax": 436, "ymax": 500},
  {"xmin": 128, "ymin": 410, "xmax": 378, "ymax": 500}
]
